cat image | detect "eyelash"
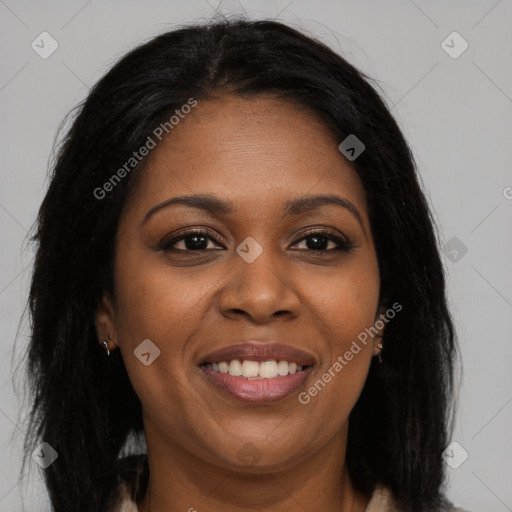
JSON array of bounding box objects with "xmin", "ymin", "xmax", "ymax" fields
[{"xmin": 159, "ymin": 228, "xmax": 354, "ymax": 254}]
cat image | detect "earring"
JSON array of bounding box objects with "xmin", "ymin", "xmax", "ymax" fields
[
  {"xmin": 102, "ymin": 339, "xmax": 110, "ymax": 357},
  {"xmin": 377, "ymin": 342, "xmax": 383, "ymax": 363}
]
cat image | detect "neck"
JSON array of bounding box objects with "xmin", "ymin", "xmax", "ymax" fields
[{"xmin": 137, "ymin": 420, "xmax": 370, "ymax": 512}]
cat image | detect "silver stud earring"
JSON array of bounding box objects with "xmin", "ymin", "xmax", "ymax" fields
[
  {"xmin": 102, "ymin": 339, "xmax": 110, "ymax": 357},
  {"xmin": 377, "ymin": 342, "xmax": 383, "ymax": 363}
]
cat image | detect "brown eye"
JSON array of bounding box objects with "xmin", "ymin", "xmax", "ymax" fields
[
  {"xmin": 292, "ymin": 230, "xmax": 354, "ymax": 252},
  {"xmin": 159, "ymin": 230, "xmax": 224, "ymax": 252}
]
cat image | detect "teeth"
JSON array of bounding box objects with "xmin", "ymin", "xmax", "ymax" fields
[
  {"xmin": 242, "ymin": 360, "xmax": 259, "ymax": 377},
  {"xmin": 277, "ymin": 360, "xmax": 289, "ymax": 375},
  {"xmin": 229, "ymin": 359, "xmax": 243, "ymax": 376},
  {"xmin": 259, "ymin": 360, "xmax": 278, "ymax": 378},
  {"xmin": 205, "ymin": 359, "xmax": 306, "ymax": 378}
]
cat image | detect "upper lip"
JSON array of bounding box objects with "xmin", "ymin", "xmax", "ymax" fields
[{"xmin": 199, "ymin": 342, "xmax": 316, "ymax": 366}]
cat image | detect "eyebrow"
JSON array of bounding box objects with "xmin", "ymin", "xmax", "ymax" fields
[{"xmin": 141, "ymin": 193, "xmax": 366, "ymax": 234}]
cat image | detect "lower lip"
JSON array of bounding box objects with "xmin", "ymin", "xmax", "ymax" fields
[{"xmin": 199, "ymin": 365, "xmax": 314, "ymax": 403}]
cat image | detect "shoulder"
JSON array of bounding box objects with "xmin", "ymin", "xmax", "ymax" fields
[
  {"xmin": 365, "ymin": 483, "xmax": 400, "ymax": 512},
  {"xmin": 110, "ymin": 480, "xmax": 138, "ymax": 512},
  {"xmin": 365, "ymin": 483, "xmax": 473, "ymax": 512},
  {"xmin": 109, "ymin": 454, "xmax": 148, "ymax": 512}
]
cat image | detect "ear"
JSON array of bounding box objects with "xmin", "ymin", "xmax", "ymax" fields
[{"xmin": 94, "ymin": 293, "xmax": 119, "ymax": 353}]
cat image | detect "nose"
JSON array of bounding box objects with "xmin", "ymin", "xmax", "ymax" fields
[{"xmin": 218, "ymin": 249, "xmax": 301, "ymax": 324}]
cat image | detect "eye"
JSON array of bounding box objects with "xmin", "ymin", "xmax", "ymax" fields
[
  {"xmin": 159, "ymin": 228, "xmax": 354, "ymax": 253},
  {"xmin": 292, "ymin": 229, "xmax": 354, "ymax": 252},
  {"xmin": 159, "ymin": 229, "xmax": 224, "ymax": 252}
]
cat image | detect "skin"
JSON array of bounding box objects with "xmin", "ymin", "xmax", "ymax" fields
[{"xmin": 95, "ymin": 95, "xmax": 386, "ymax": 512}]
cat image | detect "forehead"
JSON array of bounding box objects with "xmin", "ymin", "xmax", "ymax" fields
[{"xmin": 126, "ymin": 95, "xmax": 368, "ymax": 217}]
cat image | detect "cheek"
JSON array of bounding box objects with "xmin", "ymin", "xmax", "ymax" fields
[
  {"xmin": 111, "ymin": 252, "xmax": 207, "ymax": 436},
  {"xmin": 110, "ymin": 244, "xmax": 210, "ymax": 400},
  {"xmin": 308, "ymin": 257, "xmax": 380, "ymax": 353},
  {"xmin": 112, "ymin": 243, "xmax": 210, "ymax": 343},
  {"xmin": 298, "ymin": 255, "xmax": 380, "ymax": 415}
]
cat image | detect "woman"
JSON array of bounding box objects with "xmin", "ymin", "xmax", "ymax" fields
[{"xmin": 23, "ymin": 18, "xmax": 469, "ymax": 512}]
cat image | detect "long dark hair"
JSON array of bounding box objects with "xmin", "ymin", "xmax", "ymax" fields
[{"xmin": 18, "ymin": 17, "xmax": 458, "ymax": 512}]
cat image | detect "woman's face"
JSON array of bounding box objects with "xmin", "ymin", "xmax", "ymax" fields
[{"xmin": 96, "ymin": 95, "xmax": 384, "ymax": 471}]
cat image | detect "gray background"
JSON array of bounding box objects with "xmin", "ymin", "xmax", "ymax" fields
[{"xmin": 1, "ymin": 1, "xmax": 511, "ymax": 510}]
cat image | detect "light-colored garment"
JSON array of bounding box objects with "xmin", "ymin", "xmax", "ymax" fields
[
  {"xmin": 113, "ymin": 480, "xmax": 400, "ymax": 512},
  {"xmin": 365, "ymin": 484, "xmax": 400, "ymax": 512}
]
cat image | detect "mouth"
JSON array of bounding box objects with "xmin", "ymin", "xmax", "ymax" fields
[
  {"xmin": 199, "ymin": 362, "xmax": 314, "ymax": 402},
  {"xmin": 198, "ymin": 342, "xmax": 316, "ymax": 403}
]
